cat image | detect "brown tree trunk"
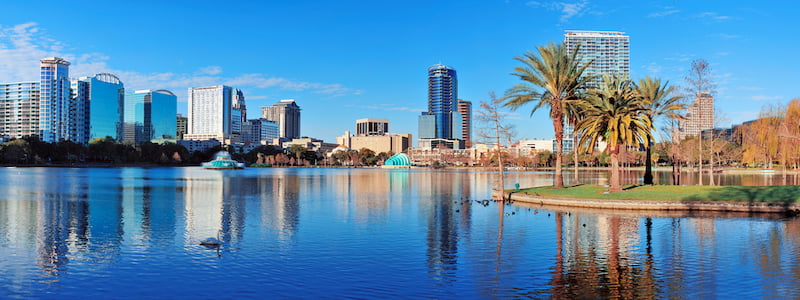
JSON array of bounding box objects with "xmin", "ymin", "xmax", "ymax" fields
[
  {"xmin": 610, "ymin": 145, "xmax": 621, "ymax": 193},
  {"xmin": 553, "ymin": 115, "xmax": 565, "ymax": 189},
  {"xmin": 644, "ymin": 144, "xmax": 654, "ymax": 185},
  {"xmin": 573, "ymin": 131, "xmax": 579, "ymax": 185}
]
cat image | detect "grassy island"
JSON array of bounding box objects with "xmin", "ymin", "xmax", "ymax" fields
[{"xmin": 508, "ymin": 184, "xmax": 800, "ymax": 214}]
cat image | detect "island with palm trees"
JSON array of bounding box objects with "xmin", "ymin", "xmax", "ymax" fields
[{"xmin": 499, "ymin": 41, "xmax": 800, "ymax": 214}]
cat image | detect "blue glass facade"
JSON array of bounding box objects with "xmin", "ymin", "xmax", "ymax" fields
[
  {"xmin": 427, "ymin": 64, "xmax": 457, "ymax": 139},
  {"xmin": 151, "ymin": 90, "xmax": 177, "ymax": 143},
  {"xmin": 123, "ymin": 90, "xmax": 177, "ymax": 144},
  {"xmin": 39, "ymin": 57, "xmax": 71, "ymax": 142},
  {"xmin": 84, "ymin": 73, "xmax": 124, "ymax": 141},
  {"xmin": 418, "ymin": 113, "xmax": 436, "ymax": 139},
  {"xmin": 123, "ymin": 92, "xmax": 148, "ymax": 144}
]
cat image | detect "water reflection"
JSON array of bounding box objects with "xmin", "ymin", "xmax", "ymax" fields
[{"xmin": 0, "ymin": 168, "xmax": 799, "ymax": 298}]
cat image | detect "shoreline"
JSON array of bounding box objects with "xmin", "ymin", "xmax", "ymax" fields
[{"xmin": 506, "ymin": 191, "xmax": 800, "ymax": 214}]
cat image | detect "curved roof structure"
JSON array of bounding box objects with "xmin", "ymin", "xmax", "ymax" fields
[
  {"xmin": 384, "ymin": 153, "xmax": 411, "ymax": 166},
  {"xmin": 154, "ymin": 89, "xmax": 175, "ymax": 96},
  {"xmin": 95, "ymin": 73, "xmax": 122, "ymax": 84}
]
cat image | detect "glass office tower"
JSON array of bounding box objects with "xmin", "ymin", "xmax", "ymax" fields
[
  {"xmin": 123, "ymin": 90, "xmax": 177, "ymax": 144},
  {"xmin": 39, "ymin": 57, "xmax": 71, "ymax": 142},
  {"xmin": 151, "ymin": 90, "xmax": 177, "ymax": 143},
  {"xmin": 75, "ymin": 73, "xmax": 124, "ymax": 142},
  {"xmin": 427, "ymin": 64, "xmax": 457, "ymax": 139}
]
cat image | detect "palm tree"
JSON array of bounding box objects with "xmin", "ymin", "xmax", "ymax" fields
[
  {"xmin": 502, "ymin": 42, "xmax": 593, "ymax": 189},
  {"xmin": 635, "ymin": 76, "xmax": 685, "ymax": 185},
  {"xmin": 575, "ymin": 74, "xmax": 652, "ymax": 193}
]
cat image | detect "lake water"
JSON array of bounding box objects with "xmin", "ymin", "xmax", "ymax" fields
[{"xmin": 0, "ymin": 167, "xmax": 798, "ymax": 299}]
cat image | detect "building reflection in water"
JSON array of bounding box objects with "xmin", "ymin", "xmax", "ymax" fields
[
  {"xmin": 182, "ymin": 168, "xmax": 249, "ymax": 248},
  {"xmin": 333, "ymin": 169, "xmax": 411, "ymax": 223},
  {"xmin": 549, "ymin": 210, "xmax": 657, "ymax": 299},
  {"xmin": 418, "ymin": 171, "xmax": 472, "ymax": 287},
  {"xmin": 36, "ymin": 169, "xmax": 89, "ymax": 277},
  {"xmin": 261, "ymin": 168, "xmax": 300, "ymax": 245}
]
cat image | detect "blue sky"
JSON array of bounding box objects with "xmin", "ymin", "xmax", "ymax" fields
[{"xmin": 0, "ymin": 1, "xmax": 796, "ymax": 144}]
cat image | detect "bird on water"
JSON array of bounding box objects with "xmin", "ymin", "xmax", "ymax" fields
[{"xmin": 200, "ymin": 230, "xmax": 222, "ymax": 247}]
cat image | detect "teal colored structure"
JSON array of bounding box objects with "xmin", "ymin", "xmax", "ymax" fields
[
  {"xmin": 384, "ymin": 153, "xmax": 412, "ymax": 166},
  {"xmin": 203, "ymin": 151, "xmax": 245, "ymax": 169}
]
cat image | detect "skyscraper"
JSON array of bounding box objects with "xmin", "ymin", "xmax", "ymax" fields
[
  {"xmin": 427, "ymin": 64, "xmax": 457, "ymax": 139},
  {"xmin": 123, "ymin": 90, "xmax": 177, "ymax": 144},
  {"xmin": 562, "ymin": 30, "xmax": 630, "ymax": 153},
  {"xmin": 261, "ymin": 99, "xmax": 301, "ymax": 139},
  {"xmin": 680, "ymin": 92, "xmax": 714, "ymax": 139},
  {"xmin": 419, "ymin": 64, "xmax": 463, "ymax": 149},
  {"xmin": 232, "ymin": 88, "xmax": 246, "ymax": 137},
  {"xmin": 176, "ymin": 114, "xmax": 187, "ymax": 140},
  {"xmin": 457, "ymin": 99, "xmax": 472, "ymax": 148},
  {"xmin": 74, "ymin": 73, "xmax": 125, "ymax": 142},
  {"xmin": 564, "ymin": 30, "xmax": 630, "ymax": 87},
  {"xmin": 186, "ymin": 85, "xmax": 243, "ymax": 143},
  {"xmin": 39, "ymin": 57, "xmax": 71, "ymax": 142},
  {"xmin": 0, "ymin": 81, "xmax": 39, "ymax": 139}
]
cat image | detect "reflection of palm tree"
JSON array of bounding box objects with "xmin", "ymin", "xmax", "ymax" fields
[
  {"xmin": 575, "ymin": 74, "xmax": 651, "ymax": 192},
  {"xmin": 503, "ymin": 42, "xmax": 593, "ymax": 189}
]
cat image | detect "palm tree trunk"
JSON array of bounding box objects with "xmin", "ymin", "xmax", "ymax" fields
[
  {"xmin": 610, "ymin": 147, "xmax": 621, "ymax": 193},
  {"xmin": 553, "ymin": 116, "xmax": 565, "ymax": 189},
  {"xmin": 644, "ymin": 145, "xmax": 654, "ymax": 185},
  {"xmin": 573, "ymin": 132, "xmax": 579, "ymax": 185}
]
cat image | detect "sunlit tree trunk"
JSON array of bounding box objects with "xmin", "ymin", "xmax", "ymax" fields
[
  {"xmin": 610, "ymin": 145, "xmax": 621, "ymax": 193},
  {"xmin": 573, "ymin": 131, "xmax": 579, "ymax": 185},
  {"xmin": 553, "ymin": 112, "xmax": 565, "ymax": 189}
]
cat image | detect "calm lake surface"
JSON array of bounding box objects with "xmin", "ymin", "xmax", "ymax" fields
[{"xmin": 1, "ymin": 167, "xmax": 799, "ymax": 299}]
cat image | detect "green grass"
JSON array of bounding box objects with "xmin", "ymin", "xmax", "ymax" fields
[{"xmin": 515, "ymin": 184, "xmax": 800, "ymax": 204}]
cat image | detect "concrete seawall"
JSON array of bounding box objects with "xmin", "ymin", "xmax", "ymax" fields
[{"xmin": 506, "ymin": 192, "xmax": 800, "ymax": 214}]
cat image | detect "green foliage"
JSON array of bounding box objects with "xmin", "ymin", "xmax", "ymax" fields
[
  {"xmin": 502, "ymin": 41, "xmax": 593, "ymax": 189},
  {"xmin": 0, "ymin": 136, "xmax": 196, "ymax": 165}
]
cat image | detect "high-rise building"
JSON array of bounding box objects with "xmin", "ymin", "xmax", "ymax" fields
[
  {"xmin": 564, "ymin": 30, "xmax": 630, "ymax": 87},
  {"xmin": 241, "ymin": 118, "xmax": 279, "ymax": 145},
  {"xmin": 0, "ymin": 81, "xmax": 39, "ymax": 139},
  {"xmin": 427, "ymin": 64, "xmax": 457, "ymax": 139},
  {"xmin": 457, "ymin": 99, "xmax": 472, "ymax": 148},
  {"xmin": 419, "ymin": 64, "xmax": 463, "ymax": 149},
  {"xmin": 176, "ymin": 114, "xmax": 187, "ymax": 140},
  {"xmin": 680, "ymin": 92, "xmax": 714, "ymax": 139},
  {"xmin": 261, "ymin": 99, "xmax": 301, "ymax": 139},
  {"xmin": 69, "ymin": 79, "xmax": 90, "ymax": 143},
  {"xmin": 74, "ymin": 73, "xmax": 124, "ymax": 142},
  {"xmin": 123, "ymin": 90, "xmax": 177, "ymax": 144},
  {"xmin": 562, "ymin": 31, "xmax": 630, "ymax": 153},
  {"xmin": 418, "ymin": 114, "xmax": 436, "ymax": 140},
  {"xmin": 356, "ymin": 118, "xmax": 389, "ymax": 136},
  {"xmin": 39, "ymin": 57, "xmax": 72, "ymax": 142},
  {"xmin": 232, "ymin": 88, "xmax": 246, "ymax": 136},
  {"xmin": 185, "ymin": 85, "xmax": 244, "ymax": 143}
]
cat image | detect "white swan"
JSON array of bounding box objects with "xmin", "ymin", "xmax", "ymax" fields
[{"xmin": 200, "ymin": 230, "xmax": 221, "ymax": 247}]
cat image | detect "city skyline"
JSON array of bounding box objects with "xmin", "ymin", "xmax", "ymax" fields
[{"xmin": 0, "ymin": 1, "xmax": 797, "ymax": 143}]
